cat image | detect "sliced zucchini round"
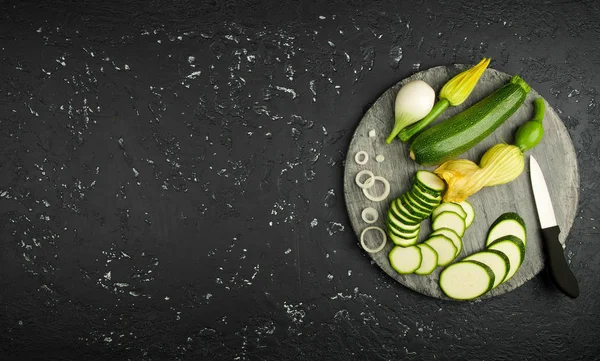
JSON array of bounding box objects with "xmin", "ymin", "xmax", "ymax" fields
[
  {"xmin": 485, "ymin": 212, "xmax": 527, "ymax": 246},
  {"xmin": 386, "ymin": 209, "xmax": 420, "ymax": 232},
  {"xmin": 463, "ymin": 250, "xmax": 510, "ymax": 289},
  {"xmin": 408, "ymin": 189, "xmax": 441, "ymax": 209},
  {"xmin": 440, "ymin": 260, "xmax": 495, "ymax": 300},
  {"xmin": 432, "ymin": 202, "xmax": 467, "ymax": 220},
  {"xmin": 403, "ymin": 192, "xmax": 434, "ymax": 215},
  {"xmin": 412, "ymin": 182, "xmax": 444, "ymax": 201},
  {"xmin": 458, "ymin": 201, "xmax": 476, "ymax": 228},
  {"xmin": 386, "ymin": 217, "xmax": 420, "ymax": 239},
  {"xmin": 430, "ymin": 228, "xmax": 462, "ymax": 257},
  {"xmin": 389, "ymin": 232, "xmax": 419, "ymax": 247},
  {"xmin": 389, "ymin": 245, "xmax": 422, "ymax": 274},
  {"xmin": 390, "ymin": 198, "xmax": 422, "ymax": 224},
  {"xmin": 432, "ymin": 211, "xmax": 466, "ymax": 237},
  {"xmin": 487, "ymin": 235, "xmax": 525, "ymax": 283},
  {"xmin": 415, "ymin": 243, "xmax": 439, "ymax": 275},
  {"xmin": 425, "ymin": 235, "xmax": 457, "ymax": 266},
  {"xmin": 414, "ymin": 170, "xmax": 446, "ymax": 193},
  {"xmin": 399, "ymin": 194, "xmax": 429, "ymax": 219}
]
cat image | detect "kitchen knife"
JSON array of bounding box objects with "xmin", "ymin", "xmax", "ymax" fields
[{"xmin": 529, "ymin": 155, "xmax": 579, "ymax": 298}]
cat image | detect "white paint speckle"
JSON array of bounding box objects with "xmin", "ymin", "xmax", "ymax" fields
[
  {"xmin": 274, "ymin": 85, "xmax": 298, "ymax": 99},
  {"xmin": 186, "ymin": 70, "xmax": 202, "ymax": 79}
]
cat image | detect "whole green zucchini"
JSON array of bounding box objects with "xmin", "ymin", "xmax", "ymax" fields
[{"xmin": 409, "ymin": 75, "xmax": 531, "ymax": 166}]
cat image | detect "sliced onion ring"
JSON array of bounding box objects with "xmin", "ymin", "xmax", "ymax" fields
[
  {"xmin": 360, "ymin": 226, "xmax": 387, "ymax": 253},
  {"xmin": 354, "ymin": 151, "xmax": 369, "ymax": 165},
  {"xmin": 362, "ymin": 176, "xmax": 390, "ymax": 202},
  {"xmin": 361, "ymin": 207, "xmax": 379, "ymax": 224},
  {"xmin": 355, "ymin": 170, "xmax": 375, "ymax": 189}
]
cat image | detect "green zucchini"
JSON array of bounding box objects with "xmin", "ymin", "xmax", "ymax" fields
[{"xmin": 409, "ymin": 75, "xmax": 531, "ymax": 166}]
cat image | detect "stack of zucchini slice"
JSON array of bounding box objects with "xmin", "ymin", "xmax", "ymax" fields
[{"xmin": 385, "ymin": 171, "xmax": 527, "ymax": 301}]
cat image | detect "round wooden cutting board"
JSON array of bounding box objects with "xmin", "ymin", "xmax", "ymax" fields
[{"xmin": 343, "ymin": 65, "xmax": 579, "ymax": 300}]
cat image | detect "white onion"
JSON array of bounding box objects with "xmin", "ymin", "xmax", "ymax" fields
[
  {"xmin": 385, "ymin": 80, "xmax": 435, "ymax": 144},
  {"xmin": 360, "ymin": 226, "xmax": 387, "ymax": 253},
  {"xmin": 355, "ymin": 170, "xmax": 375, "ymax": 189},
  {"xmin": 362, "ymin": 176, "xmax": 390, "ymax": 202},
  {"xmin": 361, "ymin": 207, "xmax": 379, "ymax": 224},
  {"xmin": 354, "ymin": 151, "xmax": 369, "ymax": 165}
]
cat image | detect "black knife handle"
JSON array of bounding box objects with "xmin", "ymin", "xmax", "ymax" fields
[{"xmin": 542, "ymin": 226, "xmax": 579, "ymax": 298}]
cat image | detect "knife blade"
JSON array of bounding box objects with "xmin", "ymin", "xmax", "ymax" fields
[{"xmin": 529, "ymin": 155, "xmax": 579, "ymax": 298}]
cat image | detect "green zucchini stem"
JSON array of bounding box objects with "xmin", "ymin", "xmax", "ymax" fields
[{"xmin": 398, "ymin": 99, "xmax": 450, "ymax": 142}]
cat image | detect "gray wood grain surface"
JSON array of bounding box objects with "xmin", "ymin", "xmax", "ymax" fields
[{"xmin": 343, "ymin": 65, "xmax": 579, "ymax": 300}]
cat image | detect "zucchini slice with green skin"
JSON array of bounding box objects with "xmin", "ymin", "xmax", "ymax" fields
[
  {"xmin": 485, "ymin": 212, "xmax": 527, "ymax": 246},
  {"xmin": 390, "ymin": 199, "xmax": 422, "ymax": 224},
  {"xmin": 386, "ymin": 210, "xmax": 421, "ymax": 232},
  {"xmin": 409, "ymin": 188, "xmax": 442, "ymax": 208},
  {"xmin": 403, "ymin": 192, "xmax": 435, "ymax": 215},
  {"xmin": 399, "ymin": 194, "xmax": 430, "ymax": 219},
  {"xmin": 389, "ymin": 245, "xmax": 422, "ymax": 274},
  {"xmin": 414, "ymin": 170, "xmax": 446, "ymax": 193},
  {"xmin": 487, "ymin": 235, "xmax": 526, "ymax": 283},
  {"xmin": 463, "ymin": 250, "xmax": 510, "ymax": 289},
  {"xmin": 425, "ymin": 235, "xmax": 457, "ymax": 266},
  {"xmin": 432, "ymin": 211, "xmax": 466, "ymax": 237},
  {"xmin": 389, "ymin": 232, "xmax": 419, "ymax": 247},
  {"xmin": 430, "ymin": 228, "xmax": 463, "ymax": 257},
  {"xmin": 386, "ymin": 217, "xmax": 420, "ymax": 239},
  {"xmin": 432, "ymin": 202, "xmax": 467, "ymax": 220},
  {"xmin": 439, "ymin": 260, "xmax": 495, "ymax": 300},
  {"xmin": 413, "ymin": 181, "xmax": 444, "ymax": 198},
  {"xmin": 415, "ymin": 244, "xmax": 439, "ymax": 275},
  {"xmin": 458, "ymin": 201, "xmax": 476, "ymax": 228},
  {"xmin": 410, "ymin": 75, "xmax": 531, "ymax": 166}
]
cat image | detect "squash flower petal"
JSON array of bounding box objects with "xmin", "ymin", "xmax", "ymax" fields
[{"xmin": 440, "ymin": 58, "xmax": 491, "ymax": 106}]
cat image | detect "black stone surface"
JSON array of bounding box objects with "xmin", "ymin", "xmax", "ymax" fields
[{"xmin": 1, "ymin": 1, "xmax": 599, "ymax": 360}]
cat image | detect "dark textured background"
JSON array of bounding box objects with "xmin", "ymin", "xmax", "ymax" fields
[{"xmin": 1, "ymin": 1, "xmax": 599, "ymax": 360}]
